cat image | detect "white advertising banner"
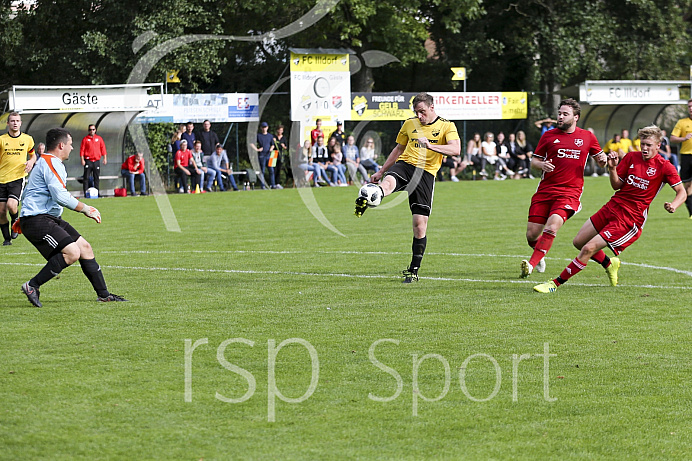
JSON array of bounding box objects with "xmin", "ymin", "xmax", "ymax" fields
[
  {"xmin": 290, "ymin": 52, "xmax": 351, "ymax": 122},
  {"xmin": 10, "ymin": 84, "xmax": 160, "ymax": 113},
  {"xmin": 429, "ymin": 92, "xmax": 527, "ymax": 120},
  {"xmin": 135, "ymin": 93, "xmax": 259, "ymax": 123},
  {"xmin": 579, "ymin": 81, "xmax": 684, "ymax": 104}
]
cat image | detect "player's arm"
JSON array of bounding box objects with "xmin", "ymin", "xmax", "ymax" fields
[
  {"xmin": 25, "ymin": 151, "xmax": 37, "ymax": 173},
  {"xmin": 371, "ymin": 143, "xmax": 405, "ymax": 183},
  {"xmin": 607, "ymin": 152, "xmax": 624, "ymax": 190},
  {"xmin": 669, "ymin": 132, "xmax": 692, "ymax": 143},
  {"xmin": 43, "ymin": 164, "xmax": 100, "ymax": 222},
  {"xmin": 101, "ymin": 137, "xmax": 107, "ymax": 165},
  {"xmin": 530, "ymin": 136, "xmax": 554, "ymax": 172},
  {"xmin": 664, "ymin": 183, "xmax": 687, "ymax": 213},
  {"xmin": 79, "ymin": 139, "xmax": 87, "ymax": 166},
  {"xmin": 418, "ymin": 137, "xmax": 460, "ymax": 157}
]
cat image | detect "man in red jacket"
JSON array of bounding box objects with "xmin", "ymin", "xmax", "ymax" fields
[
  {"xmin": 120, "ymin": 152, "xmax": 147, "ymax": 196},
  {"xmin": 80, "ymin": 124, "xmax": 107, "ymax": 196}
]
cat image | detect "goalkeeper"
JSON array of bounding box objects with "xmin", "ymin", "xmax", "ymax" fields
[{"xmin": 17, "ymin": 128, "xmax": 126, "ymax": 307}]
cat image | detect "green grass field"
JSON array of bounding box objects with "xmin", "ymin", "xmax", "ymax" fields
[{"xmin": 1, "ymin": 177, "xmax": 690, "ymax": 459}]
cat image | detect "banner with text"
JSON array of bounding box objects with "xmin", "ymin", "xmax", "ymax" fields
[
  {"xmin": 10, "ymin": 85, "xmax": 160, "ymax": 113},
  {"xmin": 350, "ymin": 92, "xmax": 527, "ymax": 121},
  {"xmin": 135, "ymin": 93, "xmax": 259, "ymax": 123},
  {"xmin": 579, "ymin": 81, "xmax": 684, "ymax": 105},
  {"xmin": 290, "ymin": 52, "xmax": 351, "ymax": 122}
]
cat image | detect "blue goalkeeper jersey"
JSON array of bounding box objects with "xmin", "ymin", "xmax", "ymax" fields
[{"xmin": 20, "ymin": 154, "xmax": 79, "ymax": 218}]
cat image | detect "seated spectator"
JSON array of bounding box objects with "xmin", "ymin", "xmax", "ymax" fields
[
  {"xmin": 506, "ymin": 132, "xmax": 528, "ymax": 179},
  {"xmin": 466, "ymin": 132, "xmax": 487, "ymax": 179},
  {"xmin": 121, "ymin": 152, "xmax": 147, "ymax": 196},
  {"xmin": 298, "ymin": 140, "xmax": 329, "ymax": 187},
  {"xmin": 208, "ymin": 143, "xmax": 239, "ymax": 191},
  {"xmin": 174, "ymin": 139, "xmax": 199, "ymax": 193},
  {"xmin": 326, "ymin": 136, "xmax": 338, "ymax": 156},
  {"xmin": 515, "ymin": 130, "xmax": 534, "ymax": 178},
  {"xmin": 604, "ymin": 133, "xmax": 625, "ymax": 159},
  {"xmin": 359, "ymin": 138, "xmax": 381, "ymax": 173},
  {"xmin": 482, "ymin": 132, "xmax": 512, "ymax": 180},
  {"xmin": 495, "ymin": 131, "xmax": 515, "ymax": 179},
  {"xmin": 312, "ymin": 135, "xmax": 337, "ymax": 186},
  {"xmin": 439, "ymin": 152, "xmax": 465, "ymax": 182},
  {"xmin": 343, "ymin": 135, "xmax": 368, "ymax": 185},
  {"xmin": 330, "ymin": 143, "xmax": 348, "ymax": 186},
  {"xmin": 190, "ymin": 140, "xmax": 217, "ymax": 192}
]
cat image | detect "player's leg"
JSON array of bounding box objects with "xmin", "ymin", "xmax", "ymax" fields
[
  {"xmin": 522, "ymin": 214, "xmax": 564, "ymax": 277},
  {"xmin": 74, "ymin": 236, "xmax": 126, "ymax": 302},
  {"xmin": 685, "ymin": 180, "xmax": 692, "ymax": 218},
  {"xmin": 93, "ymin": 160, "xmax": 101, "ymax": 193},
  {"xmin": 572, "ymin": 217, "xmax": 617, "ymax": 278},
  {"xmin": 0, "ymin": 199, "xmax": 9, "ymax": 244},
  {"xmin": 403, "ymin": 214, "xmax": 428, "ymax": 283}
]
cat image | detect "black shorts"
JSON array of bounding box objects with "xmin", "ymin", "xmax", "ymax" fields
[
  {"xmin": 20, "ymin": 214, "xmax": 81, "ymax": 260},
  {"xmin": 441, "ymin": 156, "xmax": 456, "ymax": 168},
  {"xmin": 0, "ymin": 178, "xmax": 24, "ymax": 202},
  {"xmin": 385, "ymin": 160, "xmax": 435, "ymax": 216},
  {"xmin": 680, "ymin": 154, "xmax": 692, "ymax": 182}
]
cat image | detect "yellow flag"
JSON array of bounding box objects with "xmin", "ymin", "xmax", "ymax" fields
[
  {"xmin": 166, "ymin": 70, "xmax": 180, "ymax": 83},
  {"xmin": 450, "ymin": 67, "xmax": 466, "ymax": 81}
]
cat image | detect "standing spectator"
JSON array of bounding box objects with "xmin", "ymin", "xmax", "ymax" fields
[
  {"xmin": 197, "ymin": 120, "xmax": 219, "ymax": 157},
  {"xmin": 312, "ymin": 136, "xmax": 336, "ymax": 186},
  {"xmin": 534, "ymin": 118, "xmax": 557, "ymax": 137},
  {"xmin": 190, "ymin": 140, "xmax": 216, "ymax": 192},
  {"xmin": 343, "ymin": 135, "xmax": 368, "ymax": 185},
  {"xmin": 0, "ymin": 111, "xmax": 36, "ymax": 245},
  {"xmin": 359, "ymin": 137, "xmax": 381, "ymax": 174},
  {"xmin": 604, "ymin": 133, "xmax": 624, "ymax": 159},
  {"xmin": 659, "ymin": 129, "xmax": 679, "ymax": 171},
  {"xmin": 174, "ymin": 140, "xmax": 199, "ymax": 193},
  {"xmin": 170, "ymin": 123, "xmax": 185, "ymax": 153},
  {"xmin": 208, "ymin": 144, "xmax": 238, "ymax": 192},
  {"xmin": 329, "ymin": 121, "xmax": 346, "ymax": 147},
  {"xmin": 620, "ymin": 129, "xmax": 634, "ymax": 154},
  {"xmin": 515, "ymin": 130, "xmax": 534, "ymax": 178},
  {"xmin": 251, "ymin": 122, "xmax": 279, "ymax": 189},
  {"xmin": 331, "ymin": 143, "xmax": 348, "ymax": 186},
  {"xmin": 273, "ymin": 125, "xmax": 290, "ymax": 186},
  {"xmin": 310, "ymin": 119, "xmax": 324, "ymax": 146},
  {"xmin": 79, "ymin": 124, "xmax": 107, "ymax": 196},
  {"xmin": 670, "ymin": 98, "xmax": 692, "ymax": 217},
  {"xmin": 120, "ymin": 152, "xmax": 147, "ymax": 196},
  {"xmin": 181, "ymin": 121, "xmax": 196, "ymax": 151}
]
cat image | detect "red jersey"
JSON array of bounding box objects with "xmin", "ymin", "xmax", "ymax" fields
[
  {"xmin": 609, "ymin": 151, "xmax": 682, "ymax": 224},
  {"xmin": 533, "ymin": 127, "xmax": 603, "ymax": 199},
  {"xmin": 310, "ymin": 128, "xmax": 323, "ymax": 146},
  {"xmin": 80, "ymin": 134, "xmax": 107, "ymax": 161},
  {"xmin": 121, "ymin": 155, "xmax": 145, "ymax": 174},
  {"xmin": 175, "ymin": 149, "xmax": 193, "ymax": 167}
]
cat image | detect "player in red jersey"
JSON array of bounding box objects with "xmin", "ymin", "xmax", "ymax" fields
[
  {"xmin": 520, "ymin": 98, "xmax": 608, "ymax": 278},
  {"xmin": 534, "ymin": 125, "xmax": 686, "ymax": 293}
]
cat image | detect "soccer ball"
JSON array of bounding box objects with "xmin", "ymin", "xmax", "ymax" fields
[
  {"xmin": 359, "ymin": 183, "xmax": 383, "ymax": 207},
  {"xmin": 86, "ymin": 187, "xmax": 99, "ymax": 199}
]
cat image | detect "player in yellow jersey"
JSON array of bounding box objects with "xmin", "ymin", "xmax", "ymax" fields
[
  {"xmin": 355, "ymin": 92, "xmax": 461, "ymax": 282},
  {"xmin": 0, "ymin": 112, "xmax": 36, "ymax": 245},
  {"xmin": 670, "ymin": 98, "xmax": 692, "ymax": 217}
]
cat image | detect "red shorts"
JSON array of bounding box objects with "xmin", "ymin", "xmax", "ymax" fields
[
  {"xmin": 528, "ymin": 193, "xmax": 581, "ymax": 225},
  {"xmin": 590, "ymin": 202, "xmax": 642, "ymax": 255}
]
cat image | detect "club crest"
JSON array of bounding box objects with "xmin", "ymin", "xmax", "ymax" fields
[
  {"xmin": 646, "ymin": 167, "xmax": 656, "ymax": 176},
  {"xmin": 574, "ymin": 139, "xmax": 584, "ymax": 147}
]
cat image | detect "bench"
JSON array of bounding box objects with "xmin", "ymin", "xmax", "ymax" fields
[{"xmin": 66, "ymin": 175, "xmax": 121, "ymax": 197}]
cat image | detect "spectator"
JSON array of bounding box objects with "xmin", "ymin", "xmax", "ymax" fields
[
  {"xmin": 312, "ymin": 135, "xmax": 336, "ymax": 186},
  {"xmin": 359, "ymin": 137, "xmax": 381, "ymax": 174},
  {"xmin": 620, "ymin": 129, "xmax": 634, "ymax": 153},
  {"xmin": 79, "ymin": 124, "xmax": 107, "ymax": 196},
  {"xmin": 310, "ymin": 119, "xmax": 323, "ymax": 146},
  {"xmin": 604, "ymin": 133, "xmax": 624, "ymax": 159},
  {"xmin": 120, "ymin": 152, "xmax": 147, "ymax": 196},
  {"xmin": 534, "ymin": 117, "xmax": 557, "ymax": 136},
  {"xmin": 516, "ymin": 130, "xmax": 534, "ymax": 178},
  {"xmin": 297, "ymin": 140, "xmax": 327, "ymax": 187},
  {"xmin": 331, "ymin": 143, "xmax": 348, "ymax": 186},
  {"xmin": 170, "ymin": 124, "xmax": 185, "ymax": 153},
  {"xmin": 174, "ymin": 139, "xmax": 199, "ymax": 193},
  {"xmin": 659, "ymin": 129, "xmax": 679, "ymax": 171},
  {"xmin": 329, "ymin": 121, "xmax": 346, "ymax": 147},
  {"xmin": 506, "ymin": 132, "xmax": 528, "ymax": 179},
  {"xmin": 343, "ymin": 135, "xmax": 368, "ymax": 185},
  {"xmin": 273, "ymin": 125, "xmax": 291, "ymax": 186},
  {"xmin": 190, "ymin": 140, "xmax": 216, "ymax": 192},
  {"xmin": 496, "ymin": 131, "xmax": 515, "ymax": 179},
  {"xmin": 466, "ymin": 132, "xmax": 487, "ymax": 179},
  {"xmin": 481, "ymin": 132, "xmax": 506, "ymax": 180},
  {"xmin": 181, "ymin": 121, "xmax": 196, "ymax": 150},
  {"xmin": 208, "ymin": 143, "xmax": 238, "ymax": 191},
  {"xmin": 326, "ymin": 136, "xmax": 338, "ymax": 156},
  {"xmin": 197, "ymin": 120, "xmax": 219, "ymax": 157},
  {"xmin": 585, "ymin": 128, "xmax": 606, "ymax": 177},
  {"xmin": 251, "ymin": 121, "xmax": 279, "ymax": 189}
]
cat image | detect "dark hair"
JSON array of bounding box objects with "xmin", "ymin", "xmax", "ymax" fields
[
  {"xmin": 46, "ymin": 128, "xmax": 71, "ymax": 151},
  {"xmin": 412, "ymin": 92, "xmax": 434, "ymax": 108},
  {"xmin": 277, "ymin": 124, "xmax": 284, "ymax": 130},
  {"xmin": 194, "ymin": 140, "xmax": 202, "ymax": 145},
  {"xmin": 559, "ymin": 98, "xmax": 581, "ymax": 117}
]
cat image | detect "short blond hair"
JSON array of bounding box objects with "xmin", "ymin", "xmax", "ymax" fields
[{"xmin": 637, "ymin": 125, "xmax": 662, "ymax": 143}]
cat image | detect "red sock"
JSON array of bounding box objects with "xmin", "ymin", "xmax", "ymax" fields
[
  {"xmin": 590, "ymin": 250, "xmax": 611, "ymax": 268},
  {"xmin": 528, "ymin": 230, "xmax": 555, "ymax": 267},
  {"xmin": 555, "ymin": 258, "xmax": 587, "ymax": 286}
]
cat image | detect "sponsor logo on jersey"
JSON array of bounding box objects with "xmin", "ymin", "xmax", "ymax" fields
[
  {"xmin": 646, "ymin": 167, "xmax": 656, "ymax": 176},
  {"xmin": 574, "ymin": 139, "xmax": 583, "ymax": 147},
  {"xmin": 556, "ymin": 148, "xmax": 581, "ymax": 159},
  {"xmin": 627, "ymin": 174, "xmax": 650, "ymax": 190}
]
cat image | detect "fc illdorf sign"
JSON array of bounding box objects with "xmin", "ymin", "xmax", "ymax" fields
[
  {"xmin": 290, "ymin": 50, "xmax": 351, "ymax": 122},
  {"xmin": 10, "ymin": 84, "xmax": 162, "ymax": 113},
  {"xmin": 579, "ymin": 81, "xmax": 686, "ymax": 105}
]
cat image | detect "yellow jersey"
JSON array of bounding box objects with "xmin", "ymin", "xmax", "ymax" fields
[
  {"xmin": 603, "ymin": 139, "xmax": 621, "ymax": 154},
  {"xmin": 619, "ymin": 137, "xmax": 633, "ymax": 152},
  {"xmin": 396, "ymin": 116, "xmax": 459, "ymax": 175},
  {"xmin": 671, "ymin": 117, "xmax": 692, "ymax": 155},
  {"xmin": 0, "ymin": 132, "xmax": 35, "ymax": 183}
]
